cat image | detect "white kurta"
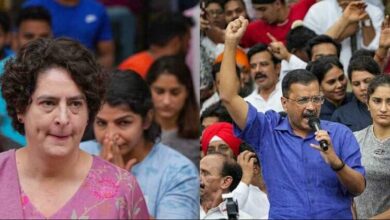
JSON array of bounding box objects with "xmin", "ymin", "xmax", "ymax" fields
[{"xmin": 303, "ymin": 0, "xmax": 383, "ymax": 71}]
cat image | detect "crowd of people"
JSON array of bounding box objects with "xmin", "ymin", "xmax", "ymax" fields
[
  {"xmin": 0, "ymin": 0, "xmax": 200, "ymax": 219},
  {"xmin": 0, "ymin": 0, "xmax": 390, "ymax": 219},
  {"xmin": 201, "ymin": 0, "xmax": 390, "ymax": 219}
]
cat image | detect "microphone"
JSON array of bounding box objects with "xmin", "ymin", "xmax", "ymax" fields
[
  {"xmin": 222, "ymin": 193, "xmax": 239, "ymax": 220},
  {"xmin": 308, "ymin": 117, "xmax": 328, "ymax": 151}
]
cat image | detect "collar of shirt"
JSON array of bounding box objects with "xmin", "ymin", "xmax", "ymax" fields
[
  {"xmin": 200, "ymin": 201, "xmax": 227, "ymax": 217},
  {"xmin": 274, "ymin": 114, "xmax": 333, "ymax": 139}
]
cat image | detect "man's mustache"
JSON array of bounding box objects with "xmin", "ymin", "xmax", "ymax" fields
[
  {"xmin": 303, "ymin": 111, "xmax": 317, "ymax": 118},
  {"xmin": 254, "ymin": 72, "xmax": 267, "ymax": 80}
]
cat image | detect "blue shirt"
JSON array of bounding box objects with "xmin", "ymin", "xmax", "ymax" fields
[
  {"xmin": 24, "ymin": 0, "xmax": 112, "ymax": 51},
  {"xmin": 320, "ymin": 92, "xmax": 353, "ymax": 120},
  {"xmin": 331, "ymin": 96, "xmax": 372, "ymax": 132},
  {"xmin": 80, "ymin": 141, "xmax": 200, "ymax": 219},
  {"xmin": 234, "ymin": 103, "xmax": 365, "ymax": 219}
]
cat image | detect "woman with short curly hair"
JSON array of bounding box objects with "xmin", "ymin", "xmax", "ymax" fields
[{"xmin": 0, "ymin": 38, "xmax": 148, "ymax": 219}]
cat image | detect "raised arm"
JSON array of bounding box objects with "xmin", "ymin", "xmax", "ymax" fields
[
  {"xmin": 219, "ymin": 17, "xmax": 249, "ymax": 130},
  {"xmin": 374, "ymin": 15, "xmax": 390, "ymax": 70},
  {"xmin": 325, "ymin": 1, "xmax": 371, "ymax": 43},
  {"xmin": 267, "ymin": 32, "xmax": 292, "ymax": 62}
]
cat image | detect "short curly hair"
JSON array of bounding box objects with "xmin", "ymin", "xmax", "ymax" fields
[{"xmin": 1, "ymin": 37, "xmax": 106, "ymax": 134}]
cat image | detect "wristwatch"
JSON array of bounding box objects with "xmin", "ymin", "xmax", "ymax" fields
[
  {"xmin": 361, "ymin": 19, "xmax": 372, "ymax": 27},
  {"xmin": 331, "ymin": 160, "xmax": 345, "ymax": 172}
]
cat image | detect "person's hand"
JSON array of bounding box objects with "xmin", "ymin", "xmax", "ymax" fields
[
  {"xmin": 237, "ymin": 150, "xmax": 256, "ymax": 185},
  {"xmin": 342, "ymin": 1, "xmax": 368, "ymax": 23},
  {"xmin": 379, "ymin": 15, "xmax": 390, "ymax": 49},
  {"xmin": 267, "ymin": 32, "xmax": 291, "ymax": 61},
  {"xmin": 100, "ymin": 134, "xmax": 137, "ymax": 170},
  {"xmin": 309, "ymin": 130, "xmax": 341, "ymax": 168},
  {"xmin": 100, "ymin": 134, "xmax": 113, "ymax": 162},
  {"xmin": 200, "ymin": 12, "xmax": 211, "ymax": 32},
  {"xmin": 225, "ymin": 16, "xmax": 248, "ymax": 46}
]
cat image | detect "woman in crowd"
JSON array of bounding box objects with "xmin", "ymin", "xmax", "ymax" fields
[
  {"xmin": 81, "ymin": 70, "xmax": 199, "ymax": 219},
  {"xmin": 307, "ymin": 55, "xmax": 351, "ymax": 120},
  {"xmin": 332, "ymin": 55, "xmax": 381, "ymax": 131},
  {"xmin": 0, "ymin": 38, "xmax": 148, "ymax": 219},
  {"xmin": 146, "ymin": 55, "xmax": 200, "ymax": 166},
  {"xmin": 354, "ymin": 75, "xmax": 390, "ymax": 218}
]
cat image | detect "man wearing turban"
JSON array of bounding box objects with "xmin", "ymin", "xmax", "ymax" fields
[{"xmin": 201, "ymin": 122, "xmax": 241, "ymax": 159}]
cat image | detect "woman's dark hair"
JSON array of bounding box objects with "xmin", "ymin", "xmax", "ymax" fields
[
  {"xmin": 1, "ymin": 37, "xmax": 106, "ymax": 134},
  {"xmin": 308, "ymin": 55, "xmax": 343, "ymax": 83},
  {"xmin": 105, "ymin": 70, "xmax": 160, "ymax": 142},
  {"xmin": 204, "ymin": 0, "xmax": 225, "ymax": 9},
  {"xmin": 347, "ymin": 55, "xmax": 381, "ymax": 81},
  {"xmin": 367, "ymin": 75, "xmax": 390, "ymax": 102},
  {"xmin": 146, "ymin": 55, "xmax": 199, "ymax": 139}
]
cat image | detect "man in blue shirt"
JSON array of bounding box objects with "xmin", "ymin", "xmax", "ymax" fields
[
  {"xmin": 23, "ymin": 0, "xmax": 114, "ymax": 69},
  {"xmin": 219, "ymin": 17, "xmax": 366, "ymax": 219}
]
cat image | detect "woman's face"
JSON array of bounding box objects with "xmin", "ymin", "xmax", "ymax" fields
[
  {"xmin": 150, "ymin": 73, "xmax": 188, "ymax": 123},
  {"xmin": 205, "ymin": 3, "xmax": 225, "ymax": 29},
  {"xmin": 351, "ymin": 70, "xmax": 375, "ymax": 104},
  {"xmin": 368, "ymin": 85, "xmax": 390, "ymax": 128},
  {"xmin": 320, "ymin": 66, "xmax": 347, "ymax": 105},
  {"xmin": 18, "ymin": 67, "xmax": 88, "ymax": 157},
  {"xmin": 94, "ymin": 104, "xmax": 150, "ymax": 156}
]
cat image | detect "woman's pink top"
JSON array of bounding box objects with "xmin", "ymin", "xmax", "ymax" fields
[{"xmin": 0, "ymin": 149, "xmax": 149, "ymax": 219}]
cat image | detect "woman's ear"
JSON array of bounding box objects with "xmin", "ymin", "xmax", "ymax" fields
[
  {"xmin": 143, "ymin": 110, "xmax": 154, "ymax": 130},
  {"xmin": 17, "ymin": 113, "xmax": 25, "ymax": 123}
]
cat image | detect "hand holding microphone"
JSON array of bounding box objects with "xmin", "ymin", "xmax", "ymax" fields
[
  {"xmin": 308, "ymin": 117, "xmax": 329, "ymax": 151},
  {"xmin": 308, "ymin": 117, "xmax": 347, "ymax": 172}
]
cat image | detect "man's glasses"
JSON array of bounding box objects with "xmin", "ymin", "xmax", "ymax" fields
[
  {"xmin": 205, "ymin": 9, "xmax": 224, "ymax": 17},
  {"xmin": 285, "ymin": 95, "xmax": 324, "ymax": 105}
]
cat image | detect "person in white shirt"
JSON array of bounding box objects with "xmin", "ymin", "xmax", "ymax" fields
[
  {"xmin": 233, "ymin": 147, "xmax": 270, "ymax": 219},
  {"xmin": 304, "ymin": 0, "xmax": 383, "ymax": 70},
  {"xmin": 269, "ymin": 24, "xmax": 317, "ymax": 79},
  {"xmin": 269, "ymin": 34, "xmax": 341, "ymax": 80},
  {"xmin": 200, "ymin": 153, "xmax": 252, "ymax": 219},
  {"xmin": 244, "ymin": 43, "xmax": 284, "ymax": 112},
  {"xmin": 201, "ymin": 122, "xmax": 270, "ymax": 218}
]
